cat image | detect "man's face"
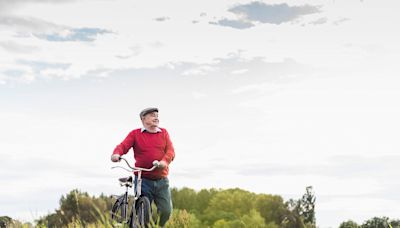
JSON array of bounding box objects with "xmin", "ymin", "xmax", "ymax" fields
[{"xmin": 142, "ymin": 111, "xmax": 159, "ymax": 127}]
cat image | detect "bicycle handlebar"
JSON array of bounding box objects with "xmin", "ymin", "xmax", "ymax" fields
[{"xmin": 111, "ymin": 157, "xmax": 160, "ymax": 173}]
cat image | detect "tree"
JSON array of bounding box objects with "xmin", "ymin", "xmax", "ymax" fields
[
  {"xmin": 36, "ymin": 189, "xmax": 111, "ymax": 227},
  {"xmin": 390, "ymin": 219, "xmax": 400, "ymax": 228},
  {"xmin": 283, "ymin": 186, "xmax": 316, "ymax": 228},
  {"xmin": 59, "ymin": 189, "xmax": 82, "ymax": 224},
  {"xmin": 300, "ymin": 186, "xmax": 316, "ymax": 224},
  {"xmin": 171, "ymin": 187, "xmax": 197, "ymax": 212},
  {"xmin": 213, "ymin": 219, "xmax": 245, "ymax": 228},
  {"xmin": 255, "ymin": 194, "xmax": 287, "ymax": 225},
  {"xmin": 194, "ymin": 188, "xmax": 218, "ymax": 214},
  {"xmin": 361, "ymin": 217, "xmax": 391, "ymax": 228},
  {"xmin": 280, "ymin": 208, "xmax": 305, "ymax": 228},
  {"xmin": 0, "ymin": 216, "xmax": 34, "ymax": 228},
  {"xmin": 339, "ymin": 220, "xmax": 359, "ymax": 228},
  {"xmin": 241, "ymin": 209, "xmax": 269, "ymax": 228},
  {"xmin": 0, "ymin": 216, "xmax": 12, "ymax": 228},
  {"xmin": 203, "ymin": 188, "xmax": 256, "ymax": 225},
  {"xmin": 208, "ymin": 188, "xmax": 256, "ymax": 217}
]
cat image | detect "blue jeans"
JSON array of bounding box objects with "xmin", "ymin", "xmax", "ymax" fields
[{"xmin": 134, "ymin": 176, "xmax": 172, "ymax": 226}]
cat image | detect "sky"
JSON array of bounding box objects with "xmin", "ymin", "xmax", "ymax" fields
[{"xmin": 1, "ymin": 0, "xmax": 400, "ymax": 227}]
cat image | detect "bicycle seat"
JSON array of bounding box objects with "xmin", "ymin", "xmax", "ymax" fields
[{"xmin": 119, "ymin": 176, "xmax": 133, "ymax": 187}]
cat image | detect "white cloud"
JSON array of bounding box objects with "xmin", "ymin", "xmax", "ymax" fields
[
  {"xmin": 182, "ymin": 65, "xmax": 216, "ymax": 76},
  {"xmin": 232, "ymin": 82, "xmax": 281, "ymax": 94},
  {"xmin": 154, "ymin": 16, "xmax": 170, "ymax": 22},
  {"xmin": 230, "ymin": 68, "xmax": 248, "ymax": 74},
  {"xmin": 0, "ymin": 40, "xmax": 39, "ymax": 53},
  {"xmin": 309, "ymin": 17, "xmax": 328, "ymax": 25}
]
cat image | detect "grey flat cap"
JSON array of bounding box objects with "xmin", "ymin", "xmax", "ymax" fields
[{"xmin": 140, "ymin": 107, "xmax": 158, "ymax": 118}]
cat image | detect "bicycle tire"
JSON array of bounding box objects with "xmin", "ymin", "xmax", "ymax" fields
[
  {"xmin": 131, "ymin": 196, "xmax": 151, "ymax": 228},
  {"xmin": 111, "ymin": 196, "xmax": 127, "ymax": 224}
]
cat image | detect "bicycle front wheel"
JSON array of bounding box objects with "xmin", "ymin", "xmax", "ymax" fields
[
  {"xmin": 111, "ymin": 196, "xmax": 127, "ymax": 224},
  {"xmin": 134, "ymin": 196, "xmax": 151, "ymax": 227}
]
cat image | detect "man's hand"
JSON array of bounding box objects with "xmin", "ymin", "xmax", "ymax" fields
[
  {"xmin": 111, "ymin": 154, "xmax": 121, "ymax": 162},
  {"xmin": 158, "ymin": 160, "xmax": 168, "ymax": 169}
]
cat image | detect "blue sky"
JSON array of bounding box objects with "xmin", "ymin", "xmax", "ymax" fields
[{"xmin": 1, "ymin": 0, "xmax": 400, "ymax": 227}]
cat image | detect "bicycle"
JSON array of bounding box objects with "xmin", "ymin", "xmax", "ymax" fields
[{"xmin": 110, "ymin": 157, "xmax": 160, "ymax": 227}]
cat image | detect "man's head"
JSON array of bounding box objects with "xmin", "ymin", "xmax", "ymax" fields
[{"xmin": 140, "ymin": 107, "xmax": 159, "ymax": 128}]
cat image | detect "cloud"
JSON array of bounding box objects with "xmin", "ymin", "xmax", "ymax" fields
[
  {"xmin": 154, "ymin": 16, "xmax": 170, "ymax": 22},
  {"xmin": 181, "ymin": 65, "xmax": 216, "ymax": 76},
  {"xmin": 210, "ymin": 2, "xmax": 321, "ymax": 29},
  {"xmin": 10, "ymin": 60, "xmax": 71, "ymax": 81},
  {"xmin": 209, "ymin": 18, "xmax": 254, "ymax": 29},
  {"xmin": 232, "ymin": 82, "xmax": 281, "ymax": 94},
  {"xmin": 231, "ymin": 68, "xmax": 248, "ymax": 75},
  {"xmin": 1, "ymin": 51, "xmax": 308, "ymax": 85},
  {"xmin": 0, "ymin": 16, "xmax": 111, "ymax": 42},
  {"xmin": 0, "ymin": 0, "xmax": 75, "ymax": 4},
  {"xmin": 229, "ymin": 2, "xmax": 321, "ymax": 24},
  {"xmin": 333, "ymin": 17, "xmax": 350, "ymax": 26},
  {"xmin": 309, "ymin": 17, "xmax": 328, "ymax": 25},
  {"xmin": 0, "ymin": 41, "xmax": 39, "ymax": 53},
  {"xmin": 115, "ymin": 45, "xmax": 142, "ymax": 59},
  {"xmin": 0, "ymin": 16, "xmax": 64, "ymax": 34},
  {"xmin": 17, "ymin": 59, "xmax": 71, "ymax": 71},
  {"xmin": 236, "ymin": 155, "xmax": 400, "ymax": 179},
  {"xmin": 37, "ymin": 27, "xmax": 111, "ymax": 42},
  {"xmin": 0, "ymin": 60, "xmax": 71, "ymax": 82},
  {"xmin": 2, "ymin": 69, "xmax": 26, "ymax": 78},
  {"xmin": 0, "ymin": 0, "xmax": 76, "ymax": 12}
]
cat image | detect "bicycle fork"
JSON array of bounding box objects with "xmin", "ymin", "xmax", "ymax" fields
[{"xmin": 122, "ymin": 187, "xmax": 129, "ymax": 222}]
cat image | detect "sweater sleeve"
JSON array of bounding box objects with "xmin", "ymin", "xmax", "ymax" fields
[
  {"xmin": 162, "ymin": 129, "xmax": 175, "ymax": 164},
  {"xmin": 113, "ymin": 130, "xmax": 136, "ymax": 156}
]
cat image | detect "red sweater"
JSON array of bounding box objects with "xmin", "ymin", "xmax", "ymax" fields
[{"xmin": 113, "ymin": 128, "xmax": 175, "ymax": 179}]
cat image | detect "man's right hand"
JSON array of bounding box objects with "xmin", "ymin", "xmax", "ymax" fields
[{"xmin": 111, "ymin": 154, "xmax": 121, "ymax": 162}]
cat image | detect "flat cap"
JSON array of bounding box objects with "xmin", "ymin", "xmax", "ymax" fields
[{"xmin": 140, "ymin": 107, "xmax": 158, "ymax": 118}]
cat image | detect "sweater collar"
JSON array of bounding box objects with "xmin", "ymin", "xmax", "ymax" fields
[{"xmin": 141, "ymin": 127, "xmax": 162, "ymax": 133}]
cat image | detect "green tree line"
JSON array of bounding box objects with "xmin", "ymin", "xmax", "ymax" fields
[
  {"xmin": 1, "ymin": 186, "xmax": 398, "ymax": 227},
  {"xmin": 339, "ymin": 218, "xmax": 400, "ymax": 228},
  {"xmin": 2, "ymin": 186, "xmax": 315, "ymax": 228}
]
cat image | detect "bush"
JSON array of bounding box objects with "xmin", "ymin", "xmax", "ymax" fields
[{"xmin": 165, "ymin": 209, "xmax": 201, "ymax": 228}]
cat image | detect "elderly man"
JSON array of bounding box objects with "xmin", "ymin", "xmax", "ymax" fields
[{"xmin": 111, "ymin": 107, "xmax": 175, "ymax": 226}]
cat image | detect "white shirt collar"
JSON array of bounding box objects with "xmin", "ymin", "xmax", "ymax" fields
[{"xmin": 141, "ymin": 127, "xmax": 162, "ymax": 133}]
